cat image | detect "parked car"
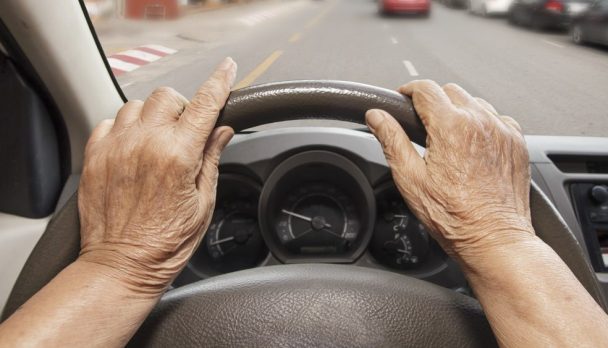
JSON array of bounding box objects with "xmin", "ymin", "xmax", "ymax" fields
[
  {"xmin": 571, "ymin": 0, "xmax": 608, "ymax": 46},
  {"xmin": 508, "ymin": 0, "xmax": 593, "ymax": 29},
  {"xmin": 469, "ymin": 0, "xmax": 514, "ymax": 15},
  {"xmin": 379, "ymin": 0, "xmax": 431, "ymax": 16},
  {"xmin": 440, "ymin": 0, "xmax": 469, "ymax": 9}
]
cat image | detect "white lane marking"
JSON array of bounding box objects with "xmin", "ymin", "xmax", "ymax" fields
[
  {"xmin": 541, "ymin": 39, "xmax": 564, "ymax": 48},
  {"xmin": 142, "ymin": 44, "xmax": 177, "ymax": 54},
  {"xmin": 107, "ymin": 58, "xmax": 140, "ymax": 72},
  {"xmin": 120, "ymin": 49, "xmax": 162, "ymax": 62},
  {"xmin": 403, "ymin": 60, "xmax": 419, "ymax": 77},
  {"xmin": 390, "ymin": 36, "xmax": 398, "ymax": 44}
]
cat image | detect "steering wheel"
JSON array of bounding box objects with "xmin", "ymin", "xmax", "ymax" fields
[{"xmin": 3, "ymin": 81, "xmax": 606, "ymax": 347}]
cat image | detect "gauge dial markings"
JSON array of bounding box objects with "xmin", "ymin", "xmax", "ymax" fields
[{"xmin": 371, "ymin": 187, "xmax": 431, "ymax": 270}]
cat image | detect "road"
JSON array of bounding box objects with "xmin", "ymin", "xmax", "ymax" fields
[{"xmin": 107, "ymin": 0, "xmax": 608, "ymax": 137}]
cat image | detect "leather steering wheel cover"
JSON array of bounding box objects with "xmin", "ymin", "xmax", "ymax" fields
[
  {"xmin": 217, "ymin": 80, "xmax": 427, "ymax": 146},
  {"xmin": 128, "ymin": 264, "xmax": 496, "ymax": 348},
  {"xmin": 3, "ymin": 81, "xmax": 607, "ymax": 346}
]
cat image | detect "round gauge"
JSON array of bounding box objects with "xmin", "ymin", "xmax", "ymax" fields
[
  {"xmin": 259, "ymin": 150, "xmax": 375, "ymax": 263},
  {"xmin": 370, "ymin": 185, "xmax": 431, "ymax": 269},
  {"xmin": 189, "ymin": 174, "xmax": 267, "ymax": 276},
  {"xmin": 275, "ymin": 182, "xmax": 360, "ymax": 255}
]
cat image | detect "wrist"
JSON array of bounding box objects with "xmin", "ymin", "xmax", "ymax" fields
[
  {"xmin": 76, "ymin": 249, "xmax": 172, "ymax": 299},
  {"xmin": 448, "ymin": 215, "xmax": 537, "ymax": 275}
]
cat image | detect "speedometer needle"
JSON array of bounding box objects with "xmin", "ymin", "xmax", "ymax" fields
[
  {"xmin": 281, "ymin": 209, "xmax": 332, "ymax": 228},
  {"xmin": 281, "ymin": 209, "xmax": 312, "ymax": 221},
  {"xmin": 209, "ymin": 236, "xmax": 235, "ymax": 246}
]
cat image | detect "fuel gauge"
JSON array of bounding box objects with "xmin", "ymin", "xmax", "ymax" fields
[
  {"xmin": 370, "ymin": 186, "xmax": 430, "ymax": 269},
  {"xmin": 189, "ymin": 174, "xmax": 268, "ymax": 276}
]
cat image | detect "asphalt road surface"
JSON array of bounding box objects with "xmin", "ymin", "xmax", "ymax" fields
[{"xmin": 110, "ymin": 0, "xmax": 608, "ymax": 137}]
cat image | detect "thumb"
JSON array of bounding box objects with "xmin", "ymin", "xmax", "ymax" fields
[
  {"xmin": 365, "ymin": 109, "xmax": 426, "ymax": 184},
  {"xmin": 197, "ymin": 126, "xmax": 234, "ymax": 193}
]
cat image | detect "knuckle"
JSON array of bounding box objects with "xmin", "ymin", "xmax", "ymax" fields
[
  {"xmin": 92, "ymin": 119, "xmax": 114, "ymax": 137},
  {"xmin": 475, "ymin": 97, "xmax": 488, "ymax": 105},
  {"xmin": 442, "ymin": 82, "xmax": 459, "ymax": 91},
  {"xmin": 117, "ymin": 100, "xmax": 143, "ymax": 119},
  {"xmin": 126, "ymin": 99, "xmax": 144, "ymax": 107},
  {"xmin": 151, "ymin": 86, "xmax": 178, "ymax": 98},
  {"xmin": 99, "ymin": 118, "xmax": 114, "ymax": 128},
  {"xmin": 191, "ymin": 89, "xmax": 222, "ymax": 114},
  {"xmin": 82, "ymin": 152, "xmax": 104, "ymax": 178},
  {"xmin": 501, "ymin": 115, "xmax": 517, "ymax": 124},
  {"xmin": 501, "ymin": 116, "xmax": 523, "ymax": 132},
  {"xmin": 124, "ymin": 99, "xmax": 144, "ymax": 110},
  {"xmin": 420, "ymin": 79, "xmax": 440, "ymax": 89},
  {"xmin": 210, "ymin": 68, "xmax": 233, "ymax": 86},
  {"xmin": 148, "ymin": 87, "xmax": 187, "ymax": 116},
  {"xmin": 81, "ymin": 163, "xmax": 97, "ymax": 180}
]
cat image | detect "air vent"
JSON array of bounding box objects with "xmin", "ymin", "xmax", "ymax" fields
[{"xmin": 548, "ymin": 155, "xmax": 608, "ymax": 174}]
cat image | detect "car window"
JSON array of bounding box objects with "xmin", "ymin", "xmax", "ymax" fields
[{"xmin": 84, "ymin": 0, "xmax": 608, "ymax": 137}]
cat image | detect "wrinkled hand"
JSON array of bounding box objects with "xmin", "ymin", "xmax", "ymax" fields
[
  {"xmin": 366, "ymin": 80, "xmax": 533, "ymax": 262},
  {"xmin": 78, "ymin": 58, "xmax": 237, "ymax": 296}
]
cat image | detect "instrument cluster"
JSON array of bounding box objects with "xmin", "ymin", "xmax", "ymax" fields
[{"xmin": 181, "ymin": 150, "xmax": 448, "ymax": 284}]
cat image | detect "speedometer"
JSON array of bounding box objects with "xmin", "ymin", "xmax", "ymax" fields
[
  {"xmin": 259, "ymin": 150, "xmax": 376, "ymax": 263},
  {"xmin": 275, "ymin": 182, "xmax": 361, "ymax": 255}
]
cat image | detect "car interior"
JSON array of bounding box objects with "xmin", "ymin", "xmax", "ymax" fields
[{"xmin": 1, "ymin": 0, "xmax": 608, "ymax": 346}]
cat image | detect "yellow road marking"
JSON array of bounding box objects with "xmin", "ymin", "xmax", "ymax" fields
[
  {"xmin": 288, "ymin": 32, "xmax": 302, "ymax": 43},
  {"xmin": 305, "ymin": 1, "xmax": 337, "ymax": 28},
  {"xmin": 234, "ymin": 50, "xmax": 284, "ymax": 90}
]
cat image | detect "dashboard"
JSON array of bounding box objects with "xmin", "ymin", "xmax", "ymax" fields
[
  {"xmin": 173, "ymin": 127, "xmax": 608, "ymax": 297},
  {"xmin": 174, "ymin": 127, "xmax": 465, "ymax": 290}
]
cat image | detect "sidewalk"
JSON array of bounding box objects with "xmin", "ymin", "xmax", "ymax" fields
[
  {"xmin": 181, "ymin": 0, "xmax": 259, "ymax": 16},
  {"xmin": 85, "ymin": 0, "xmax": 265, "ymax": 24},
  {"xmin": 92, "ymin": 0, "xmax": 300, "ymax": 54}
]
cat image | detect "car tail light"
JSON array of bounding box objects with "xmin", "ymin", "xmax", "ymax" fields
[{"xmin": 544, "ymin": 0, "xmax": 564, "ymax": 12}]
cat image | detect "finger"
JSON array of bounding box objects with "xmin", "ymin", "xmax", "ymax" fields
[
  {"xmin": 114, "ymin": 100, "xmax": 143, "ymax": 130},
  {"xmin": 475, "ymin": 97, "xmax": 498, "ymax": 115},
  {"xmin": 398, "ymin": 80, "xmax": 456, "ymax": 130},
  {"xmin": 197, "ymin": 126, "xmax": 234, "ymax": 192},
  {"xmin": 179, "ymin": 58, "xmax": 237, "ymax": 149},
  {"xmin": 366, "ymin": 109, "xmax": 426, "ymax": 186},
  {"xmin": 84, "ymin": 119, "xmax": 115, "ymax": 158},
  {"xmin": 89, "ymin": 119, "xmax": 115, "ymax": 143},
  {"xmin": 500, "ymin": 115, "xmax": 523, "ymax": 134},
  {"xmin": 442, "ymin": 83, "xmax": 478, "ymax": 110},
  {"xmin": 141, "ymin": 87, "xmax": 188, "ymax": 124}
]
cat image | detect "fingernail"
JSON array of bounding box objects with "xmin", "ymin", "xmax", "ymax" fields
[
  {"xmin": 218, "ymin": 57, "xmax": 236, "ymax": 71},
  {"xmin": 366, "ymin": 109, "xmax": 386, "ymax": 132}
]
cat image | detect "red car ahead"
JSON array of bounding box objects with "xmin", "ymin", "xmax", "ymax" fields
[{"xmin": 379, "ymin": 0, "xmax": 431, "ymax": 16}]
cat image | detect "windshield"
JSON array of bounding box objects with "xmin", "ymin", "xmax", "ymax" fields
[{"xmin": 85, "ymin": 0, "xmax": 607, "ymax": 136}]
